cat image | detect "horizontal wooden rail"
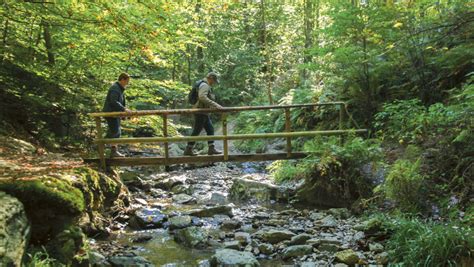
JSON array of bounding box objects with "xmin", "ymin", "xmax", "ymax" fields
[
  {"xmin": 89, "ymin": 102, "xmax": 345, "ymax": 118},
  {"xmin": 84, "ymin": 152, "xmax": 309, "ymax": 166},
  {"xmin": 95, "ymin": 129, "xmax": 367, "ymax": 144}
]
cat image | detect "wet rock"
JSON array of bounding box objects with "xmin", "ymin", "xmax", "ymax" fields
[
  {"xmin": 155, "ymin": 177, "xmax": 183, "ymax": 191},
  {"xmin": 235, "ymin": 232, "xmax": 251, "ymax": 245},
  {"xmin": 327, "ymin": 208, "xmax": 350, "ymax": 219},
  {"xmin": 209, "ymin": 192, "xmax": 227, "ymax": 205},
  {"xmin": 89, "ymin": 251, "xmax": 108, "ymax": 266},
  {"xmin": 334, "ymin": 264, "xmax": 349, "ymax": 267},
  {"xmin": 220, "ymin": 219, "xmax": 241, "ymax": 231},
  {"xmin": 352, "ymin": 231, "xmax": 365, "ymax": 242},
  {"xmin": 229, "ymin": 178, "xmax": 290, "ymax": 202},
  {"xmin": 253, "ymin": 212, "xmax": 271, "ymax": 220},
  {"xmin": 265, "ymin": 219, "xmax": 287, "ymax": 226},
  {"xmin": 169, "ymin": 215, "xmax": 192, "ymax": 230},
  {"xmin": 129, "ymin": 208, "xmax": 167, "ymax": 229},
  {"xmin": 375, "ymin": 252, "xmax": 389, "ymax": 265},
  {"xmin": 261, "ymin": 229, "xmax": 296, "ymax": 244},
  {"xmin": 353, "ymin": 217, "xmax": 383, "ymax": 234},
  {"xmin": 171, "ymin": 184, "xmax": 190, "ymax": 195},
  {"xmin": 319, "ymin": 237, "xmax": 343, "ymax": 246},
  {"xmin": 335, "ymin": 249, "xmax": 360, "ymax": 265},
  {"xmin": 174, "ymin": 226, "xmax": 208, "ymax": 248},
  {"xmin": 172, "ymin": 194, "xmax": 195, "ymax": 204},
  {"xmin": 108, "ymin": 255, "xmax": 154, "ymax": 267},
  {"xmin": 189, "ymin": 205, "xmax": 233, "ymax": 218},
  {"xmin": 289, "ymin": 234, "xmax": 313, "ymax": 245},
  {"xmin": 224, "ymin": 240, "xmax": 241, "ymax": 250},
  {"xmin": 309, "ymin": 211, "xmax": 326, "ymax": 221},
  {"xmin": 258, "ymin": 243, "xmax": 274, "ymax": 254},
  {"xmin": 210, "ymin": 249, "xmax": 260, "ymax": 267},
  {"xmin": 369, "ymin": 242, "xmax": 384, "ymax": 253},
  {"xmin": 0, "ymin": 192, "xmax": 30, "ymax": 267},
  {"xmin": 281, "ymin": 245, "xmax": 313, "ymax": 260},
  {"xmin": 319, "ymin": 215, "xmax": 337, "ymax": 228}
]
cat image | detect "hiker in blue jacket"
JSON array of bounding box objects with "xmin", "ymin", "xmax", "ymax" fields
[{"xmin": 102, "ymin": 73, "xmax": 131, "ymax": 158}]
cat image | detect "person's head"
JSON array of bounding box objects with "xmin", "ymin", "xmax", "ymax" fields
[
  {"xmin": 206, "ymin": 72, "xmax": 219, "ymax": 86},
  {"xmin": 118, "ymin": 72, "xmax": 130, "ymax": 88}
]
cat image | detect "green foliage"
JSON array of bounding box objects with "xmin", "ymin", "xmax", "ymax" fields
[
  {"xmin": 271, "ymin": 136, "xmax": 383, "ymax": 200},
  {"xmin": 267, "ymin": 160, "xmax": 305, "ymax": 183},
  {"xmin": 384, "ymin": 159, "xmax": 426, "ymax": 213},
  {"xmin": 387, "ymin": 218, "xmax": 474, "ymax": 266},
  {"xmin": 26, "ymin": 248, "xmax": 62, "ymax": 267},
  {"xmin": 233, "ymin": 110, "xmax": 281, "ymax": 152}
]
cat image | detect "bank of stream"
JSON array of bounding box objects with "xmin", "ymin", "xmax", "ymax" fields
[{"xmin": 89, "ymin": 161, "xmax": 389, "ymax": 266}]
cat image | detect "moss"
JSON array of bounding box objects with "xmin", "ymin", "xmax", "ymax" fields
[
  {"xmin": 72, "ymin": 167, "xmax": 121, "ymax": 210},
  {"xmin": 0, "ymin": 176, "xmax": 85, "ymax": 215}
]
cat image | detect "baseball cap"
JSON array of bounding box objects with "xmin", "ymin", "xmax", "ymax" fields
[{"xmin": 206, "ymin": 72, "xmax": 220, "ymax": 84}]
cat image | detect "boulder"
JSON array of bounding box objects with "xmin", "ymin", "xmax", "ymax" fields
[
  {"xmin": 289, "ymin": 234, "xmax": 313, "ymax": 245},
  {"xmin": 282, "ymin": 245, "xmax": 313, "ymax": 260},
  {"xmin": 172, "ymin": 194, "xmax": 195, "ymax": 205},
  {"xmin": 260, "ymin": 229, "xmax": 295, "ymax": 244},
  {"xmin": 174, "ymin": 226, "xmax": 208, "ymax": 248},
  {"xmin": 229, "ymin": 178, "xmax": 291, "ymax": 202},
  {"xmin": 169, "ymin": 215, "xmax": 192, "ymax": 230},
  {"xmin": 335, "ymin": 249, "xmax": 360, "ymax": 265},
  {"xmin": 129, "ymin": 208, "xmax": 167, "ymax": 229},
  {"xmin": 210, "ymin": 249, "xmax": 260, "ymax": 267},
  {"xmin": 0, "ymin": 192, "xmax": 30, "ymax": 266}
]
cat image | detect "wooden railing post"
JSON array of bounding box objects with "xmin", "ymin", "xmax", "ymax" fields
[
  {"xmin": 339, "ymin": 104, "xmax": 345, "ymax": 144},
  {"xmin": 95, "ymin": 117, "xmax": 106, "ymax": 170},
  {"xmin": 285, "ymin": 108, "xmax": 292, "ymax": 157},
  {"xmin": 163, "ymin": 114, "xmax": 169, "ymax": 165},
  {"xmin": 222, "ymin": 113, "xmax": 228, "ymax": 161}
]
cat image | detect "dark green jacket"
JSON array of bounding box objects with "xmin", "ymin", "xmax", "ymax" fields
[{"xmin": 103, "ymin": 82, "xmax": 126, "ymax": 112}]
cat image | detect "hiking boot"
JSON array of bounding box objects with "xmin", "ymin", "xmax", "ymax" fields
[
  {"xmin": 208, "ymin": 144, "xmax": 222, "ymax": 155},
  {"xmin": 183, "ymin": 145, "xmax": 197, "ymax": 156},
  {"xmin": 110, "ymin": 146, "xmax": 125, "ymax": 158}
]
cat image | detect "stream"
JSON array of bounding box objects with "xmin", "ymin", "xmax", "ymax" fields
[{"xmin": 88, "ymin": 161, "xmax": 388, "ymax": 267}]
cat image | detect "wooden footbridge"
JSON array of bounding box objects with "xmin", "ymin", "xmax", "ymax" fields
[{"xmin": 86, "ymin": 102, "xmax": 367, "ymax": 169}]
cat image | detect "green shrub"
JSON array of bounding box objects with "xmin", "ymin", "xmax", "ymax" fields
[
  {"xmin": 267, "ymin": 160, "xmax": 305, "ymax": 183},
  {"xmin": 387, "ymin": 218, "xmax": 474, "ymax": 266},
  {"xmin": 373, "ymin": 99, "xmax": 462, "ymax": 144},
  {"xmin": 384, "ymin": 159, "xmax": 425, "ymax": 212}
]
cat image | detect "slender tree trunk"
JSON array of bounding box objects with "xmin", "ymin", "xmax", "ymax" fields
[
  {"xmin": 302, "ymin": 0, "xmax": 315, "ymax": 81},
  {"xmin": 42, "ymin": 21, "xmax": 55, "ymax": 66},
  {"xmin": 2, "ymin": 19, "xmax": 8, "ymax": 46},
  {"xmin": 259, "ymin": 0, "xmax": 273, "ymax": 104},
  {"xmin": 195, "ymin": 0, "xmax": 204, "ymax": 75}
]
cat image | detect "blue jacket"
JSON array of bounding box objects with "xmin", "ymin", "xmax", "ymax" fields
[{"xmin": 103, "ymin": 82, "xmax": 126, "ymax": 112}]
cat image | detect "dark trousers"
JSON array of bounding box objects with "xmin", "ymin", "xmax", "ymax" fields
[
  {"xmin": 188, "ymin": 114, "xmax": 214, "ymax": 146},
  {"xmin": 105, "ymin": 118, "xmax": 121, "ymax": 139}
]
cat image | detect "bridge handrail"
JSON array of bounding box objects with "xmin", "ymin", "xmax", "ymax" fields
[
  {"xmin": 89, "ymin": 102, "xmax": 346, "ymax": 118},
  {"xmin": 89, "ymin": 101, "xmax": 364, "ymax": 169}
]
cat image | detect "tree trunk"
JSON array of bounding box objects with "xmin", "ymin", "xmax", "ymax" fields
[
  {"xmin": 42, "ymin": 21, "xmax": 55, "ymax": 66},
  {"xmin": 259, "ymin": 0, "xmax": 273, "ymax": 104},
  {"xmin": 195, "ymin": 0, "xmax": 204, "ymax": 75},
  {"xmin": 302, "ymin": 0, "xmax": 315, "ymax": 81},
  {"xmin": 2, "ymin": 19, "xmax": 8, "ymax": 46}
]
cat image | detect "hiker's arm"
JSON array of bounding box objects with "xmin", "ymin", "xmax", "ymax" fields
[
  {"xmin": 109, "ymin": 90, "xmax": 126, "ymax": 112},
  {"xmin": 198, "ymin": 84, "xmax": 223, "ymax": 109}
]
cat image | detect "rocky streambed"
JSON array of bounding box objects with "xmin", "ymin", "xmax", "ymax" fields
[{"xmin": 89, "ymin": 162, "xmax": 390, "ymax": 267}]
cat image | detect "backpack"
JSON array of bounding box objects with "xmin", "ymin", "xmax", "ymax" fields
[{"xmin": 188, "ymin": 80, "xmax": 207, "ymax": 105}]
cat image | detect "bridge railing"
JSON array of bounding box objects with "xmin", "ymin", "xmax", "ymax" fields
[{"xmin": 89, "ymin": 102, "xmax": 366, "ymax": 168}]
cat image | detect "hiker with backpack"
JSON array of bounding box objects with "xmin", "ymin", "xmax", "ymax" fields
[{"xmin": 184, "ymin": 72, "xmax": 223, "ymax": 156}]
